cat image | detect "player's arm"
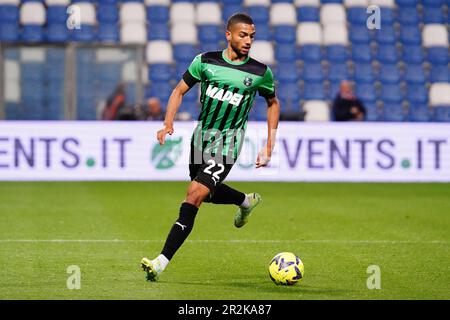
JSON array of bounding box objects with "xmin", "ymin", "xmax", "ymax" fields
[
  {"xmin": 157, "ymin": 54, "xmax": 202, "ymax": 145},
  {"xmin": 157, "ymin": 79, "xmax": 191, "ymax": 145},
  {"xmin": 256, "ymin": 96, "xmax": 280, "ymax": 168}
]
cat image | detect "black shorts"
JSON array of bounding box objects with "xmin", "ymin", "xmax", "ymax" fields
[{"xmin": 189, "ymin": 148, "xmax": 235, "ymax": 194}]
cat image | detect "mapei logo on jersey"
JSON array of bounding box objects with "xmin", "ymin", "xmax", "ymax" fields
[{"xmin": 205, "ymin": 85, "xmax": 243, "ymax": 106}]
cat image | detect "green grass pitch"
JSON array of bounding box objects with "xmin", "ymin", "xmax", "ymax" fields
[{"xmin": 0, "ymin": 182, "xmax": 449, "ymax": 300}]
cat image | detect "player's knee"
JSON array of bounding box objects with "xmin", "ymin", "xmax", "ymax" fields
[{"xmin": 184, "ymin": 184, "xmax": 209, "ymax": 207}]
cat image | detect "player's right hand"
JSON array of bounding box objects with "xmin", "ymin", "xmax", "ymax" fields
[{"xmin": 157, "ymin": 125, "xmax": 174, "ymax": 145}]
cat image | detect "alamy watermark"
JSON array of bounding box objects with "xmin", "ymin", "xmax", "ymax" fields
[
  {"xmin": 367, "ymin": 5, "xmax": 381, "ymax": 30},
  {"xmin": 66, "ymin": 265, "xmax": 81, "ymax": 290},
  {"xmin": 366, "ymin": 265, "xmax": 381, "ymax": 289}
]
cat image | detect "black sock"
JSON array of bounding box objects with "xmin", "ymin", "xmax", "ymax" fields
[
  {"xmin": 161, "ymin": 202, "xmax": 198, "ymax": 261},
  {"xmin": 205, "ymin": 184, "xmax": 246, "ymax": 206}
]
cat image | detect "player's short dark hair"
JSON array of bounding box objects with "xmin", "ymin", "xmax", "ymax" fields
[{"xmin": 226, "ymin": 13, "xmax": 254, "ymax": 30}]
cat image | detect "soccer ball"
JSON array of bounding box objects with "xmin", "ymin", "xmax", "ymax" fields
[{"xmin": 268, "ymin": 252, "xmax": 304, "ymax": 286}]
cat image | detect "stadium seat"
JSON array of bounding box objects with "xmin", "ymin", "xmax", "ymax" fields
[
  {"xmin": 98, "ymin": 23, "xmax": 119, "ymax": 42},
  {"xmin": 196, "ymin": 2, "xmax": 222, "ymax": 25},
  {"xmin": 0, "ymin": 1, "xmax": 19, "ymax": 23},
  {"xmin": 323, "ymin": 23, "xmax": 348, "ymax": 46},
  {"xmin": 273, "ymin": 25, "xmax": 296, "ymax": 43},
  {"xmin": 120, "ymin": 3, "xmax": 145, "ymax": 24},
  {"xmin": 146, "ymin": 4, "xmax": 169, "ymax": 24},
  {"xmin": 147, "ymin": 81, "xmax": 173, "ymax": 103},
  {"xmin": 222, "ymin": 4, "xmax": 243, "ymax": 22},
  {"xmin": 351, "ymin": 44, "xmax": 373, "ymax": 63},
  {"xmin": 97, "ymin": 3, "xmax": 118, "ymax": 23},
  {"xmin": 302, "ymin": 62, "xmax": 324, "ymax": 82},
  {"xmin": 303, "ymin": 100, "xmax": 330, "ymax": 121},
  {"xmin": 277, "ymin": 82, "xmax": 301, "ymax": 105},
  {"xmin": 429, "ymin": 65, "xmax": 450, "ymax": 83},
  {"xmin": 46, "ymin": 23, "xmax": 69, "ymax": 42},
  {"xmin": 347, "ymin": 7, "xmax": 368, "ymax": 25},
  {"xmin": 401, "ymin": 44, "xmax": 424, "ymax": 63},
  {"xmin": 296, "ymin": 6, "xmax": 320, "ymax": 22},
  {"xmin": 147, "ymin": 23, "xmax": 170, "ymax": 41},
  {"xmin": 374, "ymin": 25, "xmax": 397, "ymax": 44},
  {"xmin": 146, "ymin": 41, "xmax": 173, "ymax": 64},
  {"xmin": 302, "ymin": 83, "xmax": 325, "ymax": 100},
  {"xmin": 353, "ymin": 63, "xmax": 375, "ymax": 83},
  {"xmin": 349, "ymin": 25, "xmax": 372, "ymax": 44},
  {"xmin": 326, "ymin": 45, "xmax": 348, "ymax": 62},
  {"xmin": 171, "ymin": 23, "xmax": 197, "ymax": 45},
  {"xmin": 382, "ymin": 102, "xmax": 405, "ymax": 122},
  {"xmin": 375, "ymin": 44, "xmax": 399, "ymax": 64},
  {"xmin": 429, "ymin": 83, "xmax": 450, "ymax": 107},
  {"xmin": 400, "ymin": 26, "xmax": 421, "ymax": 45},
  {"xmin": 297, "ymin": 22, "xmax": 322, "ymax": 45},
  {"xmin": 406, "ymin": 84, "xmax": 428, "ymax": 104},
  {"xmin": 69, "ymin": 3, "xmax": 97, "ymax": 42},
  {"xmin": 299, "ymin": 45, "xmax": 322, "ymax": 62},
  {"xmin": 170, "ymin": 2, "xmax": 195, "ymax": 24},
  {"xmin": 423, "ymin": 7, "xmax": 445, "ymax": 24},
  {"xmin": 403, "ymin": 64, "xmax": 426, "ymax": 85},
  {"xmin": 46, "ymin": 4, "xmax": 68, "ymax": 24},
  {"xmin": 422, "ymin": 24, "xmax": 448, "ymax": 47},
  {"xmin": 275, "ymin": 63, "xmax": 300, "ymax": 82},
  {"xmin": 246, "ymin": 6, "xmax": 270, "ymax": 24},
  {"xmin": 421, "ymin": 0, "xmax": 444, "ymax": 7},
  {"xmin": 275, "ymin": 43, "xmax": 297, "ymax": 62},
  {"xmin": 378, "ymin": 63, "xmax": 401, "ymax": 84},
  {"xmin": 371, "ymin": 0, "xmax": 396, "ymax": 23},
  {"xmin": 355, "ymin": 83, "xmax": 376, "ymax": 103},
  {"xmin": 0, "ymin": 22, "xmax": 19, "ymax": 41},
  {"xmin": 432, "ymin": 107, "xmax": 450, "ymax": 122},
  {"xmin": 320, "ymin": 4, "xmax": 346, "ymax": 25},
  {"xmin": 364, "ymin": 101, "xmax": 379, "ymax": 121},
  {"xmin": 120, "ymin": 23, "xmax": 146, "ymax": 44},
  {"xmin": 327, "ymin": 63, "xmax": 349, "ymax": 82},
  {"xmin": 427, "ymin": 47, "xmax": 449, "ymax": 65},
  {"xmin": 174, "ymin": 44, "xmax": 198, "ymax": 62},
  {"xmin": 397, "ymin": 7, "xmax": 420, "ymax": 25},
  {"xmin": 270, "ymin": 3, "xmax": 297, "ymax": 25},
  {"xmin": 380, "ymin": 84, "xmax": 403, "ymax": 103},
  {"xmin": 198, "ymin": 25, "xmax": 221, "ymax": 43},
  {"xmin": 395, "ymin": 0, "xmax": 418, "ymax": 7},
  {"xmin": 408, "ymin": 103, "xmax": 430, "ymax": 122},
  {"xmin": 249, "ymin": 41, "xmax": 274, "ymax": 65},
  {"xmin": 20, "ymin": 2, "xmax": 46, "ymax": 42},
  {"xmin": 148, "ymin": 63, "xmax": 172, "ymax": 82}
]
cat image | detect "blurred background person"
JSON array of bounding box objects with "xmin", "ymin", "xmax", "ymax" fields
[
  {"xmin": 102, "ymin": 83, "xmax": 126, "ymax": 120},
  {"xmin": 332, "ymin": 80, "xmax": 366, "ymax": 121},
  {"xmin": 142, "ymin": 97, "xmax": 165, "ymax": 121}
]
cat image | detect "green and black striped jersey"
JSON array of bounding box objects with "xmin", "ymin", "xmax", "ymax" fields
[{"xmin": 183, "ymin": 50, "xmax": 276, "ymax": 160}]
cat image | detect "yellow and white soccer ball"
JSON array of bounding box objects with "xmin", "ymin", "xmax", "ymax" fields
[{"xmin": 268, "ymin": 252, "xmax": 304, "ymax": 286}]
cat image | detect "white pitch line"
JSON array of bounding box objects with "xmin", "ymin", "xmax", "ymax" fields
[{"xmin": 0, "ymin": 239, "xmax": 448, "ymax": 244}]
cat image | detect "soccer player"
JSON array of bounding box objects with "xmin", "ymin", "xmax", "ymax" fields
[{"xmin": 141, "ymin": 13, "xmax": 280, "ymax": 281}]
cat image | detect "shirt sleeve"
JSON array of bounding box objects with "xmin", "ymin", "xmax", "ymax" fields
[
  {"xmin": 182, "ymin": 54, "xmax": 202, "ymax": 88},
  {"xmin": 258, "ymin": 66, "xmax": 276, "ymax": 99}
]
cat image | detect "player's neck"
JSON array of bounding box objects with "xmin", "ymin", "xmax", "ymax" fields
[{"xmin": 224, "ymin": 47, "xmax": 248, "ymax": 62}]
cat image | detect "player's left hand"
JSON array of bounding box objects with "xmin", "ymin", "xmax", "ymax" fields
[{"xmin": 255, "ymin": 147, "xmax": 271, "ymax": 168}]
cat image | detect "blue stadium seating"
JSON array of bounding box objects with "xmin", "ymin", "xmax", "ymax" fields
[
  {"xmin": 148, "ymin": 23, "xmax": 170, "ymax": 41},
  {"xmin": 146, "ymin": 5, "xmax": 169, "ymax": 24},
  {"xmin": 349, "ymin": 25, "xmax": 372, "ymax": 44},
  {"xmin": 398, "ymin": 7, "xmax": 420, "ymax": 25},
  {"xmin": 302, "ymin": 83, "xmax": 325, "ymax": 100},
  {"xmin": 70, "ymin": 25, "xmax": 96, "ymax": 42},
  {"xmin": 222, "ymin": 4, "xmax": 243, "ymax": 22},
  {"xmin": 199, "ymin": 25, "xmax": 221, "ymax": 43},
  {"xmin": 97, "ymin": 4, "xmax": 118, "ymax": 23},
  {"xmin": 47, "ymin": 23, "xmax": 69, "ymax": 42},
  {"xmin": 406, "ymin": 84, "xmax": 428, "ymax": 104},
  {"xmin": 347, "ymin": 7, "xmax": 367, "ymax": 25},
  {"xmin": 401, "ymin": 44, "xmax": 424, "ymax": 63},
  {"xmin": 148, "ymin": 64, "xmax": 173, "ymax": 82},
  {"xmin": 352, "ymin": 44, "xmax": 373, "ymax": 63},
  {"xmin": 374, "ymin": 25, "xmax": 397, "ymax": 44},
  {"xmin": 429, "ymin": 65, "xmax": 450, "ymax": 83},
  {"xmin": 353, "ymin": 63, "xmax": 375, "ymax": 83},
  {"xmin": 422, "ymin": 0, "xmax": 444, "ymax": 6},
  {"xmin": 21, "ymin": 25, "xmax": 44, "ymax": 42},
  {"xmin": 47, "ymin": 6, "xmax": 67, "ymax": 23},
  {"xmin": 423, "ymin": 7, "xmax": 445, "ymax": 24},
  {"xmin": 174, "ymin": 44, "xmax": 199, "ymax": 62},
  {"xmin": 254, "ymin": 24, "xmax": 272, "ymax": 41},
  {"xmin": 382, "ymin": 103, "xmax": 405, "ymax": 122},
  {"xmin": 327, "ymin": 63, "xmax": 349, "ymax": 82},
  {"xmin": 296, "ymin": 6, "xmax": 319, "ymax": 22},
  {"xmin": 408, "ymin": 103, "xmax": 430, "ymax": 122},
  {"xmin": 302, "ymin": 63, "xmax": 324, "ymax": 83},
  {"xmin": 273, "ymin": 26, "xmax": 296, "ymax": 43},
  {"xmin": 395, "ymin": 0, "xmax": 419, "ymax": 7},
  {"xmin": 378, "ymin": 64, "xmax": 401, "ymax": 84},
  {"xmin": 298, "ymin": 45, "xmax": 322, "ymax": 62},
  {"xmin": 326, "ymin": 45, "xmax": 348, "ymax": 63},
  {"xmin": 379, "ymin": 7, "xmax": 395, "ymax": 24},
  {"xmin": 432, "ymin": 107, "xmax": 450, "ymax": 122},
  {"xmin": 355, "ymin": 84, "xmax": 377, "ymax": 103},
  {"xmin": 276, "ymin": 63, "xmax": 300, "ymax": 83},
  {"xmin": 275, "ymin": 43, "xmax": 297, "ymax": 63},
  {"xmin": 98, "ymin": 23, "xmax": 119, "ymax": 42},
  {"xmin": 403, "ymin": 64, "xmax": 426, "ymax": 85},
  {"xmin": 380, "ymin": 84, "xmax": 403, "ymax": 103},
  {"xmin": 247, "ymin": 6, "xmax": 269, "ymax": 24},
  {"xmin": 0, "ymin": 23, "xmax": 19, "ymax": 41},
  {"xmin": 400, "ymin": 26, "xmax": 421, "ymax": 45},
  {"xmin": 376, "ymin": 44, "xmax": 399, "ymax": 64},
  {"xmin": 0, "ymin": 5, "xmax": 19, "ymax": 23},
  {"xmin": 427, "ymin": 47, "xmax": 449, "ymax": 65}
]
